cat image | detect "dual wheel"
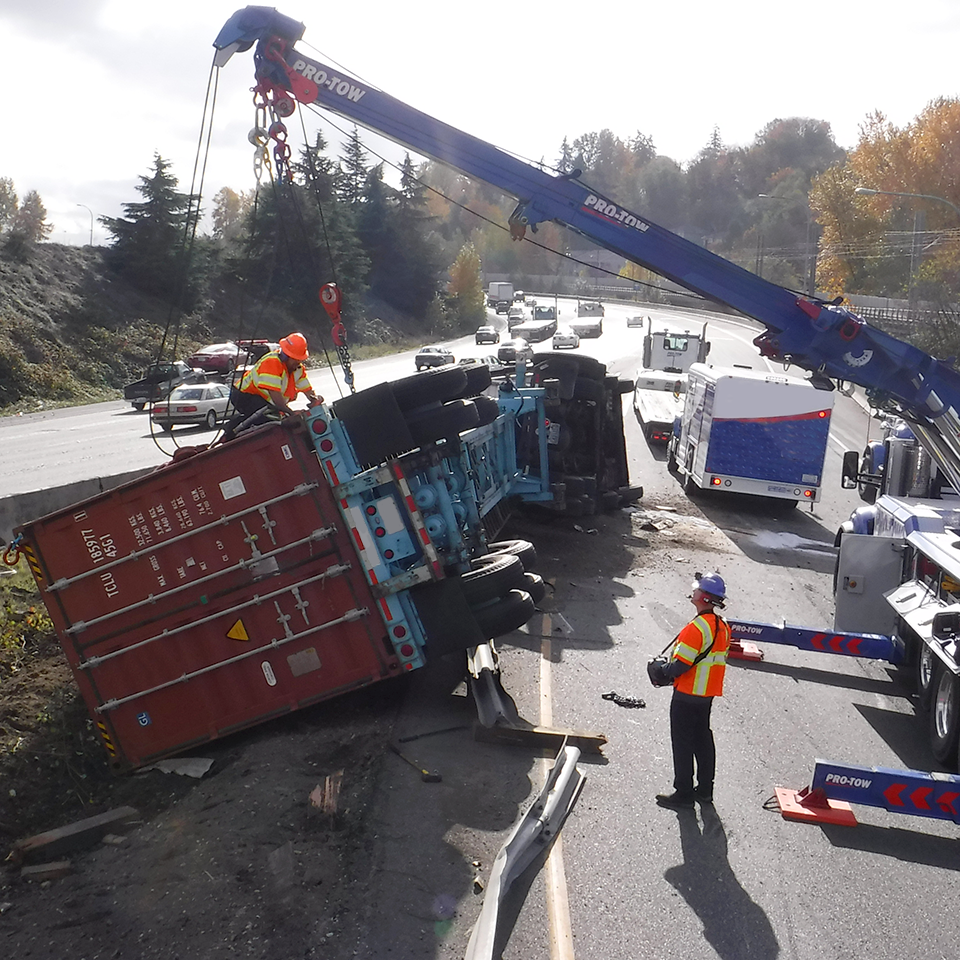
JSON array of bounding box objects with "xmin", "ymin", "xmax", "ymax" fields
[
  {"xmin": 458, "ymin": 539, "xmax": 544, "ymax": 640},
  {"xmin": 391, "ymin": 365, "xmax": 499, "ymax": 448}
]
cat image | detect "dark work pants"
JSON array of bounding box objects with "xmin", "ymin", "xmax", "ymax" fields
[
  {"xmin": 221, "ymin": 387, "xmax": 271, "ymax": 442},
  {"xmin": 670, "ymin": 692, "xmax": 716, "ymax": 798}
]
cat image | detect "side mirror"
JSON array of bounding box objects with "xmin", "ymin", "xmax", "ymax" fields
[
  {"xmin": 932, "ymin": 609, "xmax": 960, "ymax": 640},
  {"xmin": 841, "ymin": 449, "xmax": 860, "ymax": 489}
]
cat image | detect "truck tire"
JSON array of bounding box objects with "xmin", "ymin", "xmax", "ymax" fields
[
  {"xmin": 917, "ymin": 643, "xmax": 937, "ymax": 710},
  {"xmin": 484, "ymin": 539, "xmax": 538, "ymax": 570},
  {"xmin": 573, "ymin": 377, "xmax": 604, "ymax": 402},
  {"xmin": 461, "ymin": 553, "xmax": 526, "ymax": 605},
  {"xmin": 473, "ymin": 589, "xmax": 536, "ymax": 639},
  {"xmin": 392, "ymin": 367, "xmax": 469, "ymax": 411},
  {"xmin": 472, "ymin": 395, "xmax": 500, "ymax": 426},
  {"xmin": 455, "ymin": 363, "xmax": 493, "ymax": 398},
  {"xmin": 564, "ymin": 354, "xmax": 605, "ymax": 381},
  {"xmin": 132, "ymin": 402, "xmax": 146, "ymax": 411},
  {"xmin": 522, "ymin": 571, "xmax": 546, "ymax": 604},
  {"xmin": 929, "ymin": 663, "xmax": 960, "ymax": 767},
  {"xmin": 406, "ymin": 399, "xmax": 480, "ymax": 446}
]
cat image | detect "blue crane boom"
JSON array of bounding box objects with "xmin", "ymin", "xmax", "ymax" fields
[{"xmin": 213, "ymin": 6, "xmax": 960, "ymax": 492}]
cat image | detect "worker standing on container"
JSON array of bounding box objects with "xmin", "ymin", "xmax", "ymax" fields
[
  {"xmin": 652, "ymin": 572, "xmax": 731, "ymax": 809},
  {"xmin": 221, "ymin": 333, "xmax": 322, "ymax": 442}
]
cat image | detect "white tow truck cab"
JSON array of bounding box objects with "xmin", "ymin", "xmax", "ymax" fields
[{"xmin": 641, "ymin": 318, "xmax": 709, "ymax": 373}]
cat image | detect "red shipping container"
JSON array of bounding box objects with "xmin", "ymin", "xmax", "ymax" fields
[{"xmin": 16, "ymin": 420, "xmax": 402, "ymax": 771}]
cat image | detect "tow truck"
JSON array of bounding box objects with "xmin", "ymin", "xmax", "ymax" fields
[{"xmin": 10, "ymin": 7, "xmax": 960, "ymax": 773}]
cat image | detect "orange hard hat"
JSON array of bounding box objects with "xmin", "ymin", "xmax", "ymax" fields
[{"xmin": 279, "ymin": 332, "xmax": 308, "ymax": 361}]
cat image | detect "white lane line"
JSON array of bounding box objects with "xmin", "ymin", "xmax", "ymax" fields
[{"xmin": 540, "ymin": 613, "xmax": 576, "ymax": 960}]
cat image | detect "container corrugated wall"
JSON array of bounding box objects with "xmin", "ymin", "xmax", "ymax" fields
[{"xmin": 17, "ymin": 420, "xmax": 397, "ymax": 771}]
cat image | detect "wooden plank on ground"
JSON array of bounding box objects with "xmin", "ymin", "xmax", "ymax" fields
[{"xmin": 10, "ymin": 806, "xmax": 140, "ymax": 865}]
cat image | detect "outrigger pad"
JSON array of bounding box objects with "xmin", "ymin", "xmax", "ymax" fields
[
  {"xmin": 728, "ymin": 640, "xmax": 763, "ymax": 661},
  {"xmin": 774, "ymin": 786, "xmax": 858, "ymax": 827}
]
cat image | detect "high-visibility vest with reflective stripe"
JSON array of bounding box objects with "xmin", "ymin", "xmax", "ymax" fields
[
  {"xmin": 238, "ymin": 352, "xmax": 310, "ymax": 402},
  {"xmin": 672, "ymin": 612, "xmax": 731, "ymax": 697}
]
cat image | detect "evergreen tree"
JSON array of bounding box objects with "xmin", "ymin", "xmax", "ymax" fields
[
  {"xmin": 358, "ymin": 160, "xmax": 443, "ymax": 322},
  {"xmin": 237, "ymin": 178, "xmax": 369, "ymax": 333},
  {"xmin": 211, "ymin": 187, "xmax": 253, "ymax": 243},
  {"xmin": 336, "ymin": 128, "xmax": 368, "ymax": 205},
  {"xmin": 399, "ymin": 154, "xmax": 428, "ymax": 211},
  {"xmin": 100, "ymin": 153, "xmax": 202, "ymax": 306},
  {"xmin": 9, "ymin": 190, "xmax": 52, "ymax": 244},
  {"xmin": 294, "ymin": 132, "xmax": 338, "ymax": 202},
  {"xmin": 0, "ymin": 178, "xmax": 17, "ymax": 232}
]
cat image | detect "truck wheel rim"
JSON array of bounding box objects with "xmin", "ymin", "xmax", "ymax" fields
[
  {"xmin": 919, "ymin": 646, "xmax": 935, "ymax": 691},
  {"xmin": 934, "ymin": 674, "xmax": 957, "ymax": 740}
]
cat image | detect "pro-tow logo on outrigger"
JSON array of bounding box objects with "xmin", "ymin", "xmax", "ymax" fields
[{"xmin": 582, "ymin": 194, "xmax": 649, "ymax": 233}]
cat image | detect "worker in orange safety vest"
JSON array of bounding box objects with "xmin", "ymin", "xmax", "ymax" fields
[
  {"xmin": 221, "ymin": 333, "xmax": 322, "ymax": 442},
  {"xmin": 652, "ymin": 572, "xmax": 731, "ymax": 810}
]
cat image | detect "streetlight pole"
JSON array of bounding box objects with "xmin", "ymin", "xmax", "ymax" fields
[
  {"xmin": 757, "ymin": 194, "xmax": 817, "ymax": 296},
  {"xmin": 855, "ymin": 187, "xmax": 960, "ymax": 315},
  {"xmin": 855, "ymin": 186, "xmax": 960, "ymax": 218},
  {"xmin": 76, "ymin": 204, "xmax": 94, "ymax": 246}
]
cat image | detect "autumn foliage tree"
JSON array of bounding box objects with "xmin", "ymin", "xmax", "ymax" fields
[
  {"xmin": 446, "ymin": 242, "xmax": 485, "ymax": 328},
  {"xmin": 811, "ymin": 98, "xmax": 960, "ymax": 302}
]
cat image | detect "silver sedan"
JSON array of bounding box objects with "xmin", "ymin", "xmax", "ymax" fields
[{"xmin": 150, "ymin": 383, "xmax": 231, "ymax": 431}]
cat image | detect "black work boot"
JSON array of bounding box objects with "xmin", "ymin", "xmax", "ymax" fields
[
  {"xmin": 695, "ymin": 785, "xmax": 714, "ymax": 803},
  {"xmin": 655, "ymin": 791, "xmax": 695, "ymax": 809}
]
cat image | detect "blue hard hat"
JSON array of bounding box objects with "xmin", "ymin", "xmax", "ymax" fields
[{"xmin": 694, "ymin": 572, "xmax": 726, "ymax": 601}]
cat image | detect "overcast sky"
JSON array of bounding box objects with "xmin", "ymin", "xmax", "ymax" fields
[{"xmin": 4, "ymin": 0, "xmax": 959, "ymax": 246}]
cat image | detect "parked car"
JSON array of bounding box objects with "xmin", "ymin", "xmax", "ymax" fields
[
  {"xmin": 627, "ymin": 315, "xmax": 646, "ymax": 328},
  {"xmin": 415, "ymin": 345, "xmax": 455, "ymax": 370},
  {"xmin": 186, "ymin": 340, "xmax": 278, "ymax": 377},
  {"xmin": 186, "ymin": 342, "xmax": 244, "ymax": 375},
  {"xmin": 552, "ymin": 328, "xmax": 581, "ymax": 350},
  {"xmin": 123, "ymin": 360, "xmax": 201, "ymax": 410},
  {"xmin": 475, "ymin": 325, "xmax": 500, "ymax": 345},
  {"xmin": 497, "ymin": 338, "xmax": 534, "ymax": 364},
  {"xmin": 150, "ymin": 382, "xmax": 232, "ymax": 431}
]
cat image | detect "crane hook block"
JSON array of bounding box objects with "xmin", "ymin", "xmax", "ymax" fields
[{"xmin": 319, "ymin": 283, "xmax": 342, "ymax": 322}]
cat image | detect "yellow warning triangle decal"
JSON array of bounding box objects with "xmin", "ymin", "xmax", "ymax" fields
[{"xmin": 227, "ymin": 619, "xmax": 250, "ymax": 641}]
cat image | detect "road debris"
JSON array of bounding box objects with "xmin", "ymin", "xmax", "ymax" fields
[
  {"xmin": 387, "ymin": 743, "xmax": 442, "ymax": 783},
  {"xmin": 398, "ymin": 724, "xmax": 468, "ymax": 743},
  {"xmin": 601, "ymin": 691, "xmax": 647, "ymax": 709},
  {"xmin": 9, "ymin": 806, "xmax": 140, "ymax": 866},
  {"xmin": 309, "ymin": 771, "xmax": 344, "ymax": 814}
]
